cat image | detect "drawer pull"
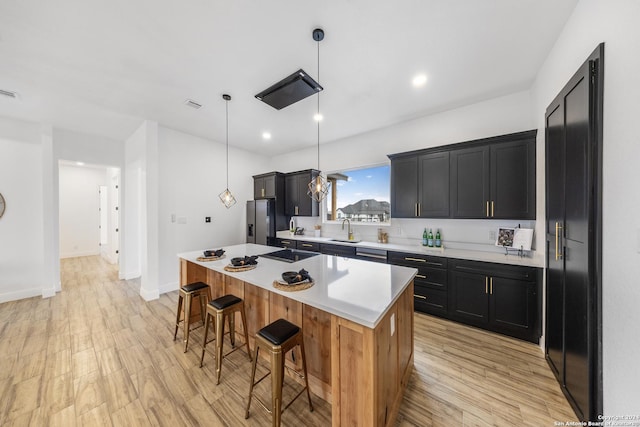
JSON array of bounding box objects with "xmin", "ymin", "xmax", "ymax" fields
[
  {"xmin": 414, "ymin": 294, "xmax": 427, "ymax": 300},
  {"xmin": 416, "ymin": 274, "xmax": 427, "ymax": 279},
  {"xmin": 302, "ymin": 244, "xmax": 313, "ymax": 247},
  {"xmin": 281, "ymin": 240, "xmax": 291, "ymax": 244},
  {"xmin": 405, "ymin": 257, "xmax": 426, "ymax": 263}
]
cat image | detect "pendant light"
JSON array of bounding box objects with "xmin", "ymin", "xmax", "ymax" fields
[
  {"xmin": 219, "ymin": 94, "xmax": 236, "ymax": 208},
  {"xmin": 307, "ymin": 28, "xmax": 329, "ymax": 203}
]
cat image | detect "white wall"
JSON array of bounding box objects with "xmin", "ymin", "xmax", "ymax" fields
[
  {"xmin": 59, "ymin": 164, "xmax": 107, "ymax": 258},
  {"xmin": 157, "ymin": 126, "xmax": 269, "ymax": 293},
  {"xmin": 271, "ymin": 90, "xmax": 543, "ymax": 254},
  {"xmin": 0, "ymin": 117, "xmax": 45, "ymax": 302},
  {"xmin": 531, "ymin": 0, "xmax": 640, "ymax": 415}
]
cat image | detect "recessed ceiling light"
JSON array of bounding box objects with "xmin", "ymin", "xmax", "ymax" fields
[
  {"xmin": 262, "ymin": 132, "xmax": 272, "ymax": 140},
  {"xmin": 76, "ymin": 162, "xmax": 85, "ymax": 166},
  {"xmin": 313, "ymin": 113, "xmax": 323, "ymax": 122},
  {"xmin": 412, "ymin": 74, "xmax": 428, "ymax": 88}
]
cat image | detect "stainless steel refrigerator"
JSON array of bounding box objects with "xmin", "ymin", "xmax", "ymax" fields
[{"xmin": 246, "ymin": 200, "xmax": 275, "ymax": 245}]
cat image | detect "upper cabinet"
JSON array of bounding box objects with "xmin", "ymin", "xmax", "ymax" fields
[
  {"xmin": 390, "ymin": 130, "xmax": 536, "ymax": 220},
  {"xmin": 284, "ymin": 169, "xmax": 320, "ymax": 217},
  {"xmin": 253, "ymin": 172, "xmax": 284, "ymax": 200},
  {"xmin": 390, "ymin": 152, "xmax": 449, "ymax": 218}
]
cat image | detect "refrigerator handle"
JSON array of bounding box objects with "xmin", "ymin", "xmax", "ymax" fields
[{"xmin": 248, "ymin": 224, "xmax": 254, "ymax": 237}]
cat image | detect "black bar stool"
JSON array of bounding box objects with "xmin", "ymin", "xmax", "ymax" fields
[
  {"xmin": 173, "ymin": 281, "xmax": 210, "ymax": 352},
  {"xmin": 245, "ymin": 318, "xmax": 313, "ymax": 427},
  {"xmin": 200, "ymin": 294, "xmax": 252, "ymax": 384}
]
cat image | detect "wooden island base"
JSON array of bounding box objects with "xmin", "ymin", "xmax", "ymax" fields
[{"xmin": 181, "ymin": 259, "xmax": 414, "ymax": 427}]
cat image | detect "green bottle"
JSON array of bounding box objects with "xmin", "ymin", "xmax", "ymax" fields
[
  {"xmin": 422, "ymin": 228, "xmax": 428, "ymax": 246},
  {"xmin": 427, "ymin": 229, "xmax": 434, "ymax": 247},
  {"xmin": 435, "ymin": 229, "xmax": 441, "ymax": 247}
]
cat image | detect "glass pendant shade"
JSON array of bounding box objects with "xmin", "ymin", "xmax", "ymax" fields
[
  {"xmin": 307, "ymin": 174, "xmax": 329, "ymax": 202},
  {"xmin": 219, "ymin": 188, "xmax": 236, "ymax": 208}
]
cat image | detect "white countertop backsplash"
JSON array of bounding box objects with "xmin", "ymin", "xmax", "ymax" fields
[{"xmin": 284, "ymin": 217, "xmax": 544, "ymax": 268}]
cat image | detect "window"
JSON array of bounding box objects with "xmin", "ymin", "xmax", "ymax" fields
[{"xmin": 325, "ymin": 164, "xmax": 390, "ymax": 223}]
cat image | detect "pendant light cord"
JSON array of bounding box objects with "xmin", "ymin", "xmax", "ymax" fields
[
  {"xmin": 316, "ymin": 36, "xmax": 321, "ymax": 171},
  {"xmin": 225, "ymin": 97, "xmax": 229, "ymax": 189}
]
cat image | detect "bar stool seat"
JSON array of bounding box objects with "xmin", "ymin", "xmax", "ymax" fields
[
  {"xmin": 200, "ymin": 294, "xmax": 251, "ymax": 384},
  {"xmin": 245, "ymin": 318, "xmax": 313, "ymax": 427},
  {"xmin": 173, "ymin": 281, "xmax": 211, "ymax": 352}
]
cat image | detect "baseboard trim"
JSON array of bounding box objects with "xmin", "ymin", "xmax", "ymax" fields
[
  {"xmin": 0, "ymin": 287, "xmax": 42, "ymax": 304},
  {"xmin": 160, "ymin": 281, "xmax": 179, "ymax": 294},
  {"xmin": 60, "ymin": 250, "xmax": 101, "ymax": 259},
  {"xmin": 139, "ymin": 286, "xmax": 159, "ymax": 301},
  {"xmin": 124, "ymin": 271, "xmax": 141, "ymax": 280}
]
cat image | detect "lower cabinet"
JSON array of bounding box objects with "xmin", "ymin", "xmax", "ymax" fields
[
  {"xmin": 273, "ymin": 238, "xmax": 296, "ymax": 249},
  {"xmin": 320, "ymin": 243, "xmax": 356, "ymax": 258},
  {"xmin": 448, "ymin": 259, "xmax": 540, "ymax": 343},
  {"xmin": 297, "ymin": 240, "xmax": 321, "ymax": 252}
]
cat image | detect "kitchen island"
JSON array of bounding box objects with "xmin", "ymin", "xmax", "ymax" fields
[{"xmin": 178, "ymin": 243, "xmax": 416, "ymax": 427}]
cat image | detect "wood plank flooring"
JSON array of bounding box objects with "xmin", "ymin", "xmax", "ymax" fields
[{"xmin": 0, "ymin": 256, "xmax": 577, "ymax": 426}]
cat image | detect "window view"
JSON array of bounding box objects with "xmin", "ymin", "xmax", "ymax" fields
[{"xmin": 325, "ymin": 165, "xmax": 390, "ymax": 222}]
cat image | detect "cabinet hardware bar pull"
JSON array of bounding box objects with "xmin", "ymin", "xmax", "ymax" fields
[
  {"xmin": 485, "ymin": 277, "xmax": 488, "ymax": 294},
  {"xmin": 415, "ymin": 274, "xmax": 427, "ymax": 279},
  {"xmin": 555, "ymin": 222, "xmax": 563, "ymax": 260},
  {"xmin": 302, "ymin": 244, "xmax": 313, "ymax": 247},
  {"xmin": 490, "ymin": 277, "xmax": 493, "ymax": 295},
  {"xmin": 281, "ymin": 241, "xmax": 290, "ymax": 244},
  {"xmin": 491, "ymin": 201, "xmax": 494, "ymax": 217},
  {"xmin": 415, "ymin": 203, "xmax": 418, "ymax": 217},
  {"xmin": 418, "ymin": 203, "xmax": 421, "ymax": 217},
  {"xmin": 262, "ymin": 188, "xmax": 265, "ymax": 197},
  {"xmin": 414, "ymin": 294, "xmax": 427, "ymax": 300},
  {"xmin": 486, "ymin": 201, "xmax": 489, "ymax": 217},
  {"xmin": 404, "ymin": 257, "xmax": 426, "ymax": 263}
]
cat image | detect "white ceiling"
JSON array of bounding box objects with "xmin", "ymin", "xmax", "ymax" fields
[{"xmin": 0, "ymin": 0, "xmax": 578, "ymax": 155}]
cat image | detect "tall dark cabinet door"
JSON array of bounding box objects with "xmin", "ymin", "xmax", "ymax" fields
[
  {"xmin": 418, "ymin": 152, "xmax": 449, "ymax": 217},
  {"xmin": 490, "ymin": 139, "xmax": 536, "ymax": 219},
  {"xmin": 450, "ymin": 146, "xmax": 490, "ymax": 218},
  {"xmin": 390, "ymin": 157, "xmax": 418, "ymax": 218},
  {"xmin": 545, "ymin": 44, "xmax": 603, "ymax": 422}
]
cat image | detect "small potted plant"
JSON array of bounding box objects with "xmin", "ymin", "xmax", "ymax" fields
[{"xmin": 314, "ymin": 224, "xmax": 321, "ymax": 238}]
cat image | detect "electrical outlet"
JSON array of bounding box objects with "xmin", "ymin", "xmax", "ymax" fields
[
  {"xmin": 489, "ymin": 230, "xmax": 497, "ymax": 241},
  {"xmin": 171, "ymin": 214, "xmax": 176, "ymax": 223},
  {"xmin": 205, "ymin": 217, "xmax": 211, "ymax": 223}
]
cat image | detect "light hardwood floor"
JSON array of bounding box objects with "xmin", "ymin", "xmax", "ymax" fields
[{"xmin": 0, "ymin": 256, "xmax": 577, "ymax": 426}]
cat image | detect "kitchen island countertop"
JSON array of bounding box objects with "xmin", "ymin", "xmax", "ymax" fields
[{"xmin": 178, "ymin": 243, "xmax": 417, "ymax": 328}]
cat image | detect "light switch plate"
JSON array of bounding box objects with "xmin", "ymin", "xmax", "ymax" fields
[{"xmin": 489, "ymin": 230, "xmax": 497, "ymax": 241}]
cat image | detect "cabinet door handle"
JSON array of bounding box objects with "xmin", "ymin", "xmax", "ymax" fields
[
  {"xmin": 295, "ymin": 206, "xmax": 299, "ymax": 216},
  {"xmin": 418, "ymin": 203, "xmax": 421, "ymax": 217},
  {"xmin": 415, "ymin": 203, "xmax": 418, "ymax": 217},
  {"xmin": 486, "ymin": 201, "xmax": 490, "ymax": 217},
  {"xmin": 490, "ymin": 277, "xmax": 493, "ymax": 295},
  {"xmin": 555, "ymin": 222, "xmax": 563, "ymax": 260},
  {"xmin": 414, "ymin": 294, "xmax": 427, "ymax": 300},
  {"xmin": 404, "ymin": 257, "xmax": 426, "ymax": 263},
  {"xmin": 416, "ymin": 274, "xmax": 427, "ymax": 279},
  {"xmin": 491, "ymin": 201, "xmax": 494, "ymax": 217},
  {"xmin": 261, "ymin": 188, "xmax": 265, "ymax": 197},
  {"xmin": 485, "ymin": 277, "xmax": 488, "ymax": 294}
]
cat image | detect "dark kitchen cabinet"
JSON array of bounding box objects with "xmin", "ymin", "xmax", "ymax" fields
[
  {"xmin": 450, "ymin": 131, "xmax": 536, "ymax": 219},
  {"xmin": 387, "ymin": 251, "xmax": 448, "ymax": 315},
  {"xmin": 253, "ymin": 172, "xmax": 284, "ymax": 200},
  {"xmin": 448, "ymin": 259, "xmax": 540, "ymax": 343},
  {"xmin": 285, "ymin": 169, "xmax": 320, "ymax": 217},
  {"xmin": 320, "ymin": 243, "xmax": 356, "ymax": 258},
  {"xmin": 389, "ymin": 152, "xmax": 449, "ymax": 218},
  {"xmin": 273, "ymin": 238, "xmax": 296, "ymax": 249},
  {"xmin": 297, "ymin": 240, "xmax": 320, "ymax": 252}
]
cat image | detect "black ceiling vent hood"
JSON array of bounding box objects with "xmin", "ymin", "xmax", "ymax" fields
[{"xmin": 255, "ymin": 69, "xmax": 323, "ymax": 110}]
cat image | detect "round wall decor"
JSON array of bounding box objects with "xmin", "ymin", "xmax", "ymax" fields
[{"xmin": 0, "ymin": 193, "xmax": 5, "ymax": 218}]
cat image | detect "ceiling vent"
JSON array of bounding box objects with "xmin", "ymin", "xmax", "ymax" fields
[
  {"xmin": 183, "ymin": 99, "xmax": 203, "ymax": 109},
  {"xmin": 0, "ymin": 89, "xmax": 19, "ymax": 99},
  {"xmin": 255, "ymin": 69, "xmax": 323, "ymax": 110}
]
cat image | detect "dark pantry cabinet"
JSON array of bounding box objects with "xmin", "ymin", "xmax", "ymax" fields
[{"xmin": 545, "ymin": 44, "xmax": 603, "ymax": 422}]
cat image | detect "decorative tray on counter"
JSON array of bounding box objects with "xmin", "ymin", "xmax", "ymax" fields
[
  {"xmin": 224, "ymin": 264, "xmax": 256, "ymax": 272},
  {"xmin": 196, "ymin": 249, "xmax": 225, "ymax": 262},
  {"xmin": 273, "ymin": 279, "xmax": 314, "ymax": 292}
]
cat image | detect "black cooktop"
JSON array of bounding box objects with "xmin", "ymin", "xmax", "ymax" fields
[{"xmin": 260, "ymin": 249, "xmax": 320, "ymax": 263}]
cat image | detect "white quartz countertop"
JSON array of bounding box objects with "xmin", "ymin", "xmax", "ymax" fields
[
  {"xmin": 275, "ymin": 232, "xmax": 544, "ymax": 268},
  {"xmin": 178, "ymin": 244, "xmax": 417, "ymax": 329}
]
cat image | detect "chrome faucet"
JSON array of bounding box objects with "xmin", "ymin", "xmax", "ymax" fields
[{"xmin": 341, "ymin": 218, "xmax": 354, "ymax": 241}]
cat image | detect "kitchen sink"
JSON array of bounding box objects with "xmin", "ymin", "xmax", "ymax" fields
[{"xmin": 330, "ymin": 239, "xmax": 361, "ymax": 244}]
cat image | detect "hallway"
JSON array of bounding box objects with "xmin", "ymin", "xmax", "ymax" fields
[{"xmin": 0, "ymin": 256, "xmax": 576, "ymax": 426}]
